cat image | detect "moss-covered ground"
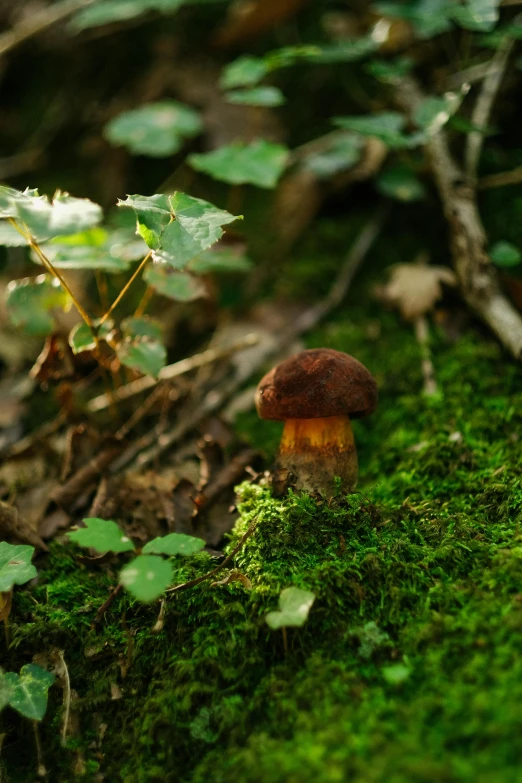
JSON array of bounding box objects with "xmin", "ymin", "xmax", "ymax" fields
[{"xmin": 4, "ymin": 214, "xmax": 522, "ymax": 782}]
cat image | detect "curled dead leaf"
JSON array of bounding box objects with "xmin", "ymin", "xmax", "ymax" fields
[
  {"xmin": 211, "ymin": 569, "xmax": 252, "ymax": 590},
  {"xmin": 378, "ymin": 258, "xmax": 457, "ymax": 321}
]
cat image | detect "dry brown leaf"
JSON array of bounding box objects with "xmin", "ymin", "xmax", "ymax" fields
[
  {"xmin": 0, "ymin": 500, "xmax": 48, "ymax": 550},
  {"xmin": 379, "ymin": 262, "xmax": 457, "ymax": 321},
  {"xmin": 211, "ymin": 569, "xmax": 252, "ymax": 590},
  {"xmin": 0, "ymin": 590, "xmax": 12, "ymax": 622}
]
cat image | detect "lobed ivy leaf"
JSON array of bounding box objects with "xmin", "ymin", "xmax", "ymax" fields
[
  {"xmin": 490, "ymin": 241, "xmax": 521, "ymax": 268},
  {"xmin": 144, "ymin": 263, "xmax": 206, "ymax": 301},
  {"xmin": 303, "ymin": 134, "xmax": 364, "ymax": 179},
  {"xmin": 120, "ymin": 555, "xmax": 173, "ymax": 602},
  {"xmin": 0, "ymin": 543, "xmax": 37, "ymax": 592},
  {"xmin": 68, "ymin": 319, "xmax": 114, "ymax": 355},
  {"xmin": 4, "ymin": 665, "xmax": 55, "ymax": 721},
  {"xmin": 116, "ymin": 338, "xmax": 167, "ymax": 378},
  {"xmin": 5, "ymin": 274, "xmax": 71, "ymax": 337},
  {"xmin": 189, "ymin": 140, "xmax": 289, "ymax": 188},
  {"xmin": 266, "ymin": 587, "xmax": 316, "ymax": 630},
  {"xmin": 68, "ymin": 518, "xmax": 136, "ymax": 554},
  {"xmin": 104, "ymin": 100, "xmax": 202, "ymax": 157},
  {"xmin": 334, "ymin": 112, "xmax": 426, "ymax": 149},
  {"xmin": 225, "ymin": 87, "xmax": 285, "ymax": 107},
  {"xmin": 142, "ymin": 532, "xmax": 205, "ymax": 556},
  {"xmin": 220, "ymin": 56, "xmax": 269, "ymax": 89},
  {"xmin": 121, "ymin": 316, "xmax": 163, "ymax": 341},
  {"xmin": 376, "ymin": 165, "xmax": 426, "ymax": 202}
]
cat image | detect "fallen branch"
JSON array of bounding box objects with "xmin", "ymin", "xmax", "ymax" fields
[
  {"xmin": 0, "ymin": 0, "xmax": 96, "ymax": 58},
  {"xmin": 397, "ymin": 76, "xmax": 522, "ymax": 362},
  {"xmin": 191, "ymin": 447, "xmax": 258, "ymax": 512}
]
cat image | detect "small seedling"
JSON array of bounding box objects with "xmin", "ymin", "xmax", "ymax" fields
[
  {"xmin": 68, "ymin": 518, "xmax": 205, "ymax": 602},
  {"xmin": 0, "ymin": 664, "xmax": 55, "ymax": 721},
  {"xmin": 266, "ymin": 586, "xmax": 316, "ymax": 653},
  {"xmin": 0, "ymin": 542, "xmax": 37, "ymax": 640}
]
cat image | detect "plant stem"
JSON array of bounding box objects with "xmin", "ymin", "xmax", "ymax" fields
[{"xmin": 98, "ymin": 252, "xmax": 152, "ymax": 326}]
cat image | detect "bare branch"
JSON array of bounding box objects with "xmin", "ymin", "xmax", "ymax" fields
[{"xmin": 0, "ymin": 0, "xmax": 96, "ymax": 58}]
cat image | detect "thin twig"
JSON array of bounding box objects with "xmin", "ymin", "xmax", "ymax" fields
[
  {"xmin": 98, "ymin": 252, "xmax": 152, "ymax": 326},
  {"xmin": 397, "ymin": 75, "xmax": 522, "ymax": 361},
  {"xmin": 57, "ymin": 651, "xmax": 71, "ymax": 747},
  {"xmin": 165, "ymin": 518, "xmax": 257, "ymax": 594},
  {"xmin": 479, "ymin": 165, "xmax": 522, "ymax": 189},
  {"xmin": 0, "ymin": 0, "xmax": 97, "ymax": 58},
  {"xmin": 465, "ymin": 19, "xmax": 520, "ymax": 181},
  {"xmin": 92, "ymin": 583, "xmax": 123, "ymax": 629},
  {"xmin": 87, "ymin": 333, "xmax": 260, "ymax": 412},
  {"xmin": 414, "ymin": 315, "xmax": 438, "ymax": 396}
]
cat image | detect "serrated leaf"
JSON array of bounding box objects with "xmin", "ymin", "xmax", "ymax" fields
[
  {"xmin": 68, "ymin": 518, "xmax": 136, "ymax": 553},
  {"xmin": 0, "ymin": 220, "xmax": 29, "ymax": 246},
  {"xmin": 6, "ymin": 665, "xmax": 54, "ymax": 720},
  {"xmin": 5, "ymin": 665, "xmax": 55, "ymax": 720},
  {"xmin": 144, "ymin": 264, "xmax": 206, "ymax": 301},
  {"xmin": 143, "ymin": 533, "xmax": 205, "ymax": 556},
  {"xmin": 120, "ymin": 555, "xmax": 173, "ymax": 602},
  {"xmin": 189, "ymin": 140, "xmax": 289, "ymax": 188},
  {"xmin": 376, "ymin": 165, "xmax": 426, "ymax": 202},
  {"xmin": 220, "ymin": 56, "xmax": 269, "ymax": 89},
  {"xmin": 68, "ymin": 319, "xmax": 114, "ymax": 354},
  {"xmin": 225, "ymin": 87, "xmax": 285, "ymax": 107},
  {"xmin": 104, "ymin": 100, "xmax": 202, "ymax": 157},
  {"xmin": 15, "ymin": 192, "xmax": 102, "ymax": 242},
  {"xmin": 189, "ymin": 244, "xmax": 252, "ymax": 274},
  {"xmin": 116, "ymin": 338, "xmax": 167, "ymax": 378},
  {"xmin": 0, "ymin": 186, "xmax": 40, "ymax": 219},
  {"xmin": 490, "ymin": 241, "xmax": 521, "ymax": 267},
  {"xmin": 118, "ymin": 193, "xmax": 172, "ymax": 249},
  {"xmin": 5, "ymin": 274, "xmax": 71, "ymax": 337},
  {"xmin": 0, "ymin": 543, "xmax": 36, "ymax": 592},
  {"xmin": 266, "ymin": 587, "xmax": 316, "ymax": 630},
  {"xmin": 303, "ymin": 134, "xmax": 364, "ymax": 179},
  {"xmin": 121, "ymin": 316, "xmax": 163, "ymax": 341}
]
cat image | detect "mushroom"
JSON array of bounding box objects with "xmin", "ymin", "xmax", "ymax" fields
[{"xmin": 255, "ymin": 348, "xmax": 377, "ymax": 496}]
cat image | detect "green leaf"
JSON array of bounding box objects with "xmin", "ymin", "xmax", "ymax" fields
[
  {"xmin": 118, "ymin": 194, "xmax": 172, "ymax": 249},
  {"xmin": 365, "ymin": 57, "xmax": 415, "ymax": 83},
  {"xmin": 382, "ymin": 663, "xmax": 411, "ymax": 684},
  {"xmin": 104, "ymin": 101, "xmax": 202, "ymax": 157},
  {"xmin": 68, "ymin": 319, "xmax": 114, "ymax": 355},
  {"xmin": 0, "ymin": 220, "xmax": 29, "ymax": 246},
  {"xmin": 144, "ymin": 264, "xmax": 206, "ymax": 301},
  {"xmin": 5, "ymin": 274, "xmax": 71, "ymax": 337},
  {"xmin": 450, "ymin": 0, "xmax": 499, "ymax": 31},
  {"xmin": 15, "ymin": 192, "xmax": 102, "ymax": 242},
  {"xmin": 0, "ymin": 672, "xmax": 13, "ymax": 712},
  {"xmin": 376, "ymin": 165, "xmax": 426, "ymax": 202},
  {"xmin": 334, "ymin": 112, "xmax": 426, "ymax": 149},
  {"xmin": 306, "ymin": 36, "xmax": 378, "ymax": 64},
  {"xmin": 68, "ymin": 518, "xmax": 136, "ymax": 554},
  {"xmin": 121, "ymin": 316, "xmax": 163, "ymax": 341},
  {"xmin": 0, "ymin": 186, "xmax": 40, "ymax": 219},
  {"xmin": 220, "ymin": 56, "xmax": 269, "ymax": 89},
  {"xmin": 413, "ymin": 91, "xmax": 466, "ymax": 135},
  {"xmin": 189, "ymin": 140, "xmax": 289, "ymax": 188},
  {"xmin": 4, "ymin": 665, "xmax": 55, "ymax": 721},
  {"xmin": 189, "ymin": 244, "xmax": 253, "ymax": 274},
  {"xmin": 116, "ymin": 338, "xmax": 167, "ymax": 378},
  {"xmin": 143, "ymin": 533, "xmax": 206, "ymax": 556},
  {"xmin": 376, "ymin": 0, "xmax": 453, "ymax": 38},
  {"xmin": 303, "ymin": 134, "xmax": 364, "ymax": 179},
  {"xmin": 490, "ymin": 241, "xmax": 521, "ymax": 267},
  {"xmin": 71, "ymin": 0, "xmax": 186, "ymax": 30},
  {"xmin": 225, "ymin": 87, "xmax": 285, "ymax": 107},
  {"xmin": 120, "ymin": 555, "xmax": 173, "ymax": 602},
  {"xmin": 0, "ymin": 543, "xmax": 36, "ymax": 592},
  {"xmin": 33, "ymin": 227, "xmax": 144, "ymax": 273},
  {"xmin": 266, "ymin": 587, "xmax": 316, "ymax": 630}
]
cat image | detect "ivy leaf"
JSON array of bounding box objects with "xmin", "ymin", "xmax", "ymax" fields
[
  {"xmin": 68, "ymin": 518, "xmax": 136, "ymax": 554},
  {"xmin": 68, "ymin": 319, "xmax": 114, "ymax": 355},
  {"xmin": 189, "ymin": 140, "xmax": 289, "ymax": 188},
  {"xmin": 5, "ymin": 274, "xmax": 71, "ymax": 337},
  {"xmin": 334, "ymin": 112, "xmax": 426, "ymax": 149},
  {"xmin": 376, "ymin": 165, "xmax": 426, "ymax": 202},
  {"xmin": 266, "ymin": 587, "xmax": 316, "ymax": 629},
  {"xmin": 4, "ymin": 665, "xmax": 55, "ymax": 721},
  {"xmin": 144, "ymin": 264, "xmax": 206, "ymax": 301},
  {"xmin": 413, "ymin": 91, "xmax": 467, "ymax": 135},
  {"xmin": 303, "ymin": 134, "xmax": 364, "ymax": 179},
  {"xmin": 117, "ymin": 338, "xmax": 167, "ymax": 378},
  {"xmin": 0, "ymin": 543, "xmax": 36, "ymax": 592},
  {"xmin": 104, "ymin": 101, "xmax": 202, "ymax": 157},
  {"xmin": 490, "ymin": 241, "xmax": 521, "ymax": 267},
  {"xmin": 71, "ymin": 0, "xmax": 186, "ymax": 31},
  {"xmin": 121, "ymin": 316, "xmax": 163, "ymax": 341},
  {"xmin": 220, "ymin": 56, "xmax": 269, "ymax": 89},
  {"xmin": 225, "ymin": 87, "xmax": 285, "ymax": 107},
  {"xmin": 365, "ymin": 57, "xmax": 415, "ymax": 83},
  {"xmin": 189, "ymin": 244, "xmax": 252, "ymax": 274},
  {"xmin": 120, "ymin": 555, "xmax": 173, "ymax": 602},
  {"xmin": 142, "ymin": 533, "xmax": 205, "ymax": 556}
]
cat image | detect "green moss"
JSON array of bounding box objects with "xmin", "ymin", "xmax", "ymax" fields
[{"xmin": 4, "ymin": 219, "xmax": 522, "ymax": 781}]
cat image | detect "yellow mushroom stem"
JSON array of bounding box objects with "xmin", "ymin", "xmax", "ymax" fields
[{"xmin": 274, "ymin": 415, "xmax": 358, "ymax": 495}]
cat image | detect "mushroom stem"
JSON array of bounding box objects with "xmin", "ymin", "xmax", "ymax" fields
[{"xmin": 274, "ymin": 415, "xmax": 358, "ymax": 496}]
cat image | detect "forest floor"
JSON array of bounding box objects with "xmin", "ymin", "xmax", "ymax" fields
[{"xmin": 4, "ymin": 210, "xmax": 522, "ymax": 783}]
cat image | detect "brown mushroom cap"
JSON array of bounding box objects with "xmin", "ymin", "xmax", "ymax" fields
[{"xmin": 255, "ymin": 348, "xmax": 378, "ymax": 421}]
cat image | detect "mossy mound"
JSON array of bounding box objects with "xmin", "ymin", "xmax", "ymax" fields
[{"xmin": 5, "ymin": 266, "xmax": 522, "ymax": 782}]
